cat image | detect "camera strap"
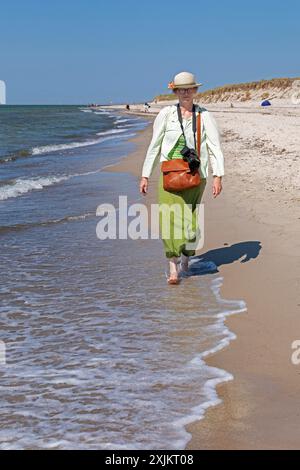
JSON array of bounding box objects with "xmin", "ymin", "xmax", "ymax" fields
[{"xmin": 176, "ymin": 103, "xmax": 197, "ymax": 149}]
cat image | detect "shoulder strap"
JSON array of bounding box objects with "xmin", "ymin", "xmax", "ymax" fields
[
  {"xmin": 197, "ymin": 109, "xmax": 201, "ymax": 159},
  {"xmin": 176, "ymin": 103, "xmax": 197, "ymax": 148}
]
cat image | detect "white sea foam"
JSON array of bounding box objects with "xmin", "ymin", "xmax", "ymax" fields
[
  {"xmin": 0, "ymin": 168, "xmax": 105, "ymax": 201},
  {"xmin": 115, "ymin": 118, "xmax": 130, "ymax": 123},
  {"xmin": 168, "ymin": 274, "xmax": 247, "ymax": 449},
  {"xmin": 32, "ymin": 139, "xmax": 101, "ymax": 155},
  {"xmin": 96, "ymin": 128, "xmax": 127, "ymax": 136},
  {"xmin": 0, "ymin": 130, "xmax": 137, "ymax": 201},
  {"xmin": 94, "ymin": 111, "xmax": 112, "ymax": 115},
  {"xmin": 79, "ymin": 108, "xmax": 112, "ymax": 116},
  {"xmin": 31, "ymin": 132, "xmax": 136, "ymax": 156},
  {"xmin": 0, "ymin": 175, "xmax": 69, "ymax": 201},
  {"xmin": 0, "ymin": 251, "xmax": 247, "ymax": 450}
]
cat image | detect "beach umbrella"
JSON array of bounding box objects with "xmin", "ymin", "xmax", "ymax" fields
[{"xmin": 261, "ymin": 100, "xmax": 271, "ymax": 106}]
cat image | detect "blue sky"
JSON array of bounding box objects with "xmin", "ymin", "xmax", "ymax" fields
[{"xmin": 0, "ymin": 0, "xmax": 299, "ymax": 104}]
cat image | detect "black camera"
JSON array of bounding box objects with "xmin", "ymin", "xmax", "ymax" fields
[{"xmin": 180, "ymin": 146, "xmax": 200, "ymax": 172}]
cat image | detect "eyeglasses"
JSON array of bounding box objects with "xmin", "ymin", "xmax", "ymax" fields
[{"xmin": 177, "ymin": 88, "xmax": 196, "ymax": 94}]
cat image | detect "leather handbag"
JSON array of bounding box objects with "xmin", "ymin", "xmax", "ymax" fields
[{"xmin": 161, "ymin": 108, "xmax": 201, "ymax": 192}]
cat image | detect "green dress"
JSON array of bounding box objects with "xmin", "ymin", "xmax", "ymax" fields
[{"xmin": 158, "ymin": 133, "xmax": 207, "ymax": 259}]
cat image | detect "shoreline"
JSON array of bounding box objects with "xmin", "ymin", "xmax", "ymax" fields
[{"xmin": 105, "ymin": 108, "xmax": 300, "ymax": 449}]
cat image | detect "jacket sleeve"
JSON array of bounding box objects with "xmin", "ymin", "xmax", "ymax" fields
[
  {"xmin": 203, "ymin": 111, "xmax": 225, "ymax": 177},
  {"xmin": 141, "ymin": 107, "xmax": 169, "ymax": 178}
]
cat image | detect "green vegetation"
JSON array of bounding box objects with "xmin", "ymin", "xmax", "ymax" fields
[{"xmin": 154, "ymin": 77, "xmax": 300, "ymax": 102}]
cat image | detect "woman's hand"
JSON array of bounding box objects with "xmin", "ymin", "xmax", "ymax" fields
[
  {"xmin": 140, "ymin": 177, "xmax": 148, "ymax": 195},
  {"xmin": 212, "ymin": 176, "xmax": 222, "ymax": 198}
]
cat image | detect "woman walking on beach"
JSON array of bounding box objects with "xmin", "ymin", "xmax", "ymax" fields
[{"xmin": 140, "ymin": 71, "xmax": 224, "ymax": 284}]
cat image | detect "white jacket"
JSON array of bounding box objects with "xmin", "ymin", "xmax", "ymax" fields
[{"xmin": 141, "ymin": 104, "xmax": 225, "ymax": 179}]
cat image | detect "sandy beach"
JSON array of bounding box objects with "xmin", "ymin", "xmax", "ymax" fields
[{"xmin": 105, "ymin": 102, "xmax": 300, "ymax": 449}]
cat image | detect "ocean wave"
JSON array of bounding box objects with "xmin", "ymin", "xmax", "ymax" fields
[
  {"xmin": 0, "ymin": 149, "xmax": 32, "ymax": 164},
  {"xmin": 115, "ymin": 118, "xmax": 130, "ymax": 123},
  {"xmin": 96, "ymin": 129, "xmax": 127, "ymax": 136},
  {"xmin": 0, "ymin": 175, "xmax": 69, "ymax": 201},
  {"xmin": 93, "ymin": 111, "xmax": 112, "ymax": 115},
  {"xmin": 0, "ymin": 166, "xmax": 107, "ymax": 201},
  {"xmin": 0, "ymin": 211, "xmax": 95, "ymax": 234},
  {"xmin": 117, "ymin": 123, "xmax": 138, "ymax": 128},
  {"xmin": 31, "ymin": 132, "xmax": 136, "ymax": 156},
  {"xmin": 0, "ymin": 131, "xmax": 137, "ymax": 164},
  {"xmin": 0, "ymin": 155, "xmax": 16, "ymax": 164},
  {"xmin": 31, "ymin": 140, "xmax": 102, "ymax": 155},
  {"xmin": 0, "ymin": 161, "xmax": 128, "ymax": 202}
]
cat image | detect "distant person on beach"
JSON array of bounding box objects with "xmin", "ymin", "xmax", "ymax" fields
[
  {"xmin": 139, "ymin": 71, "xmax": 224, "ymax": 285},
  {"xmin": 126, "ymin": 104, "xmax": 130, "ymax": 110}
]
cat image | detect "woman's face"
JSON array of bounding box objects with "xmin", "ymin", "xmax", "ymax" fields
[{"xmin": 174, "ymin": 87, "xmax": 198, "ymax": 103}]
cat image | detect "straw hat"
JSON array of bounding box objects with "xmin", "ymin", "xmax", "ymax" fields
[{"xmin": 168, "ymin": 71, "xmax": 202, "ymax": 90}]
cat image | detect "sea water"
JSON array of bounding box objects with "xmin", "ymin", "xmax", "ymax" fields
[{"xmin": 0, "ymin": 105, "xmax": 246, "ymax": 449}]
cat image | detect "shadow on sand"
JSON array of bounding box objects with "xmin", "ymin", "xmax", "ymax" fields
[{"xmin": 187, "ymin": 241, "xmax": 262, "ymax": 276}]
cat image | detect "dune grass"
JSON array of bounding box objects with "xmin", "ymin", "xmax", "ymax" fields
[{"xmin": 154, "ymin": 77, "xmax": 300, "ymax": 102}]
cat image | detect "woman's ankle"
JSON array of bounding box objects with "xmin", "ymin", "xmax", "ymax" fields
[{"xmin": 169, "ymin": 256, "xmax": 180, "ymax": 275}]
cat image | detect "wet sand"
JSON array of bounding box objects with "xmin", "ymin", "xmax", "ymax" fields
[{"xmin": 105, "ymin": 107, "xmax": 300, "ymax": 449}]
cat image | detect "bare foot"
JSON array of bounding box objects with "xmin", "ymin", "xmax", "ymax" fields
[
  {"xmin": 167, "ymin": 256, "xmax": 180, "ymax": 284},
  {"xmin": 167, "ymin": 272, "xmax": 180, "ymax": 285}
]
